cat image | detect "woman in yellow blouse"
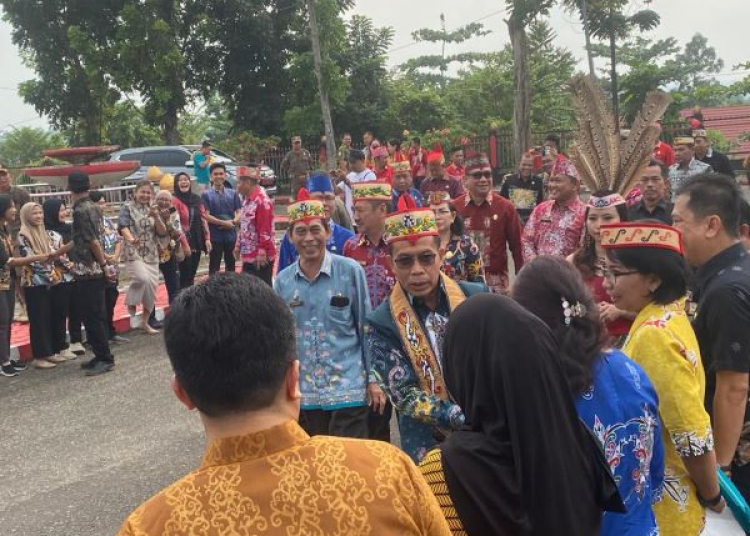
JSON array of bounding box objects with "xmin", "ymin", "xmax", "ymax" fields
[{"xmin": 601, "ymin": 222, "xmax": 724, "ymax": 536}]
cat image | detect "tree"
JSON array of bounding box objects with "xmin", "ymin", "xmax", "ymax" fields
[
  {"xmin": 564, "ymin": 0, "xmax": 660, "ymax": 126},
  {"xmin": 400, "ymin": 15, "xmax": 492, "ymax": 89},
  {"xmin": 3, "ymin": 0, "xmax": 125, "ymax": 144},
  {"xmin": 307, "ymin": 0, "xmax": 337, "ymax": 166},
  {"xmin": 504, "ymin": 0, "xmax": 555, "ymax": 163},
  {"xmin": 0, "ymin": 127, "xmax": 67, "ymax": 168}
]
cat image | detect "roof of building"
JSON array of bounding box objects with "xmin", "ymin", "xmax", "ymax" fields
[{"xmin": 680, "ymin": 105, "xmax": 750, "ymax": 160}]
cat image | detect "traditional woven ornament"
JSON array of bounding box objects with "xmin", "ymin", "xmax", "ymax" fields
[
  {"xmin": 568, "ymin": 74, "xmax": 671, "ymax": 197},
  {"xmin": 599, "ymin": 222, "xmax": 684, "ymax": 255},
  {"xmin": 384, "ymin": 194, "xmax": 438, "ymax": 244},
  {"xmin": 352, "ymin": 182, "xmax": 392, "ymax": 202},
  {"xmin": 427, "ymin": 191, "xmax": 451, "ymax": 207},
  {"xmin": 391, "ymin": 152, "xmax": 411, "ymax": 174},
  {"xmin": 287, "ymin": 188, "xmax": 326, "ymax": 225}
]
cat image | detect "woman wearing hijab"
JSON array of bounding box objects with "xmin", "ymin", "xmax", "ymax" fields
[
  {"xmin": 172, "ymin": 172, "xmax": 210, "ymax": 289},
  {"xmin": 601, "ymin": 222, "xmax": 724, "ymax": 535},
  {"xmin": 18, "ymin": 203, "xmax": 72, "ymax": 368},
  {"xmin": 42, "ymin": 199, "xmax": 78, "ymax": 361},
  {"xmin": 0, "ymin": 195, "xmax": 23, "ymax": 376},
  {"xmin": 513, "ymin": 256, "xmax": 664, "ymax": 536},
  {"xmin": 419, "ymin": 293, "xmax": 622, "ymax": 535},
  {"xmin": 118, "ymin": 180, "xmax": 167, "ymax": 334}
]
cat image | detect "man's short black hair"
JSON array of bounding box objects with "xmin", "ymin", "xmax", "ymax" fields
[
  {"xmin": 544, "ymin": 133, "xmax": 561, "ymax": 149},
  {"xmin": 68, "ymin": 170, "xmax": 91, "ymax": 193},
  {"xmin": 647, "ymin": 158, "xmax": 669, "ymax": 179},
  {"xmin": 201, "ymin": 140, "xmax": 211, "ymax": 148},
  {"xmin": 164, "ymin": 273, "xmax": 296, "ymax": 418},
  {"xmin": 209, "ymin": 162, "xmax": 226, "ymax": 174},
  {"xmin": 89, "ymin": 190, "xmax": 104, "ymax": 203},
  {"xmin": 676, "ymin": 172, "xmax": 742, "ymax": 238}
]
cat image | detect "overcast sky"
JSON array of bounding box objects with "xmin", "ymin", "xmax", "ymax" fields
[{"xmin": 1, "ymin": 0, "xmax": 749, "ymax": 133}]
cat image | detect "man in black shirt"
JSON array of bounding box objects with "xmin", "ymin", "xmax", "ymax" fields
[
  {"xmin": 694, "ymin": 130, "xmax": 735, "ymax": 177},
  {"xmin": 67, "ymin": 171, "xmax": 115, "ymax": 377},
  {"xmin": 500, "ymin": 153, "xmax": 544, "ymax": 225},
  {"xmin": 673, "ymin": 173, "xmax": 750, "ymax": 499},
  {"xmin": 627, "ymin": 158, "xmax": 673, "ymax": 224}
]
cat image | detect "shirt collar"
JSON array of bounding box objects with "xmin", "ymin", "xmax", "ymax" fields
[
  {"xmin": 636, "ymin": 199, "xmax": 668, "ymax": 212},
  {"xmin": 466, "ymin": 191, "xmax": 492, "ymax": 207},
  {"xmin": 294, "ymin": 249, "xmax": 333, "ymax": 281},
  {"xmin": 554, "ymin": 195, "xmax": 582, "ymax": 209},
  {"xmin": 696, "ymin": 242, "xmax": 747, "ymax": 290},
  {"xmin": 406, "ymin": 277, "xmax": 448, "ymax": 311},
  {"xmin": 200, "ymin": 420, "xmax": 309, "ymax": 469},
  {"xmin": 357, "ymin": 232, "xmax": 387, "ymax": 248}
]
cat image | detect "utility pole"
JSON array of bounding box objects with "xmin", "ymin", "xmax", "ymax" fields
[{"xmin": 306, "ymin": 0, "xmax": 336, "ymax": 168}]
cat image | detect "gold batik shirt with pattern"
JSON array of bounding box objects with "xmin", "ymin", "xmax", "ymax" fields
[{"xmin": 117, "ymin": 420, "xmax": 452, "ymax": 536}]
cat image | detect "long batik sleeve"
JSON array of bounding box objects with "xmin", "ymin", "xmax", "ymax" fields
[{"xmin": 367, "ymin": 328, "xmax": 464, "ymax": 430}]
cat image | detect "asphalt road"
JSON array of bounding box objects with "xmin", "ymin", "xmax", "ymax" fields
[{"xmin": 0, "ymin": 334, "xmax": 205, "ymax": 536}]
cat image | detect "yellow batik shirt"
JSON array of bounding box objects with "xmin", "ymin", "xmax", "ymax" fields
[
  {"xmin": 116, "ymin": 420, "xmax": 452, "ymax": 536},
  {"xmin": 622, "ymin": 300, "xmax": 712, "ymax": 536}
]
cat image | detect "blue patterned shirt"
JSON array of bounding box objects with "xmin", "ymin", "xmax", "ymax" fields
[{"xmin": 274, "ymin": 251, "xmax": 372, "ymax": 410}]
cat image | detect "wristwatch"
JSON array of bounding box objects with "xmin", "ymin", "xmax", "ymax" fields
[{"xmin": 697, "ymin": 489, "xmax": 723, "ymax": 508}]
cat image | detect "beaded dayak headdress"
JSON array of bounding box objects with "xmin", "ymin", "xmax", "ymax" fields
[{"xmin": 568, "ymin": 74, "xmax": 671, "ymax": 200}]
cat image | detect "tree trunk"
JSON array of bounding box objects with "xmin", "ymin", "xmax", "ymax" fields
[
  {"xmin": 163, "ymin": 101, "xmax": 180, "ymax": 145},
  {"xmin": 306, "ymin": 0, "xmax": 336, "ymax": 168},
  {"xmin": 609, "ymin": 31, "xmax": 620, "ymax": 132},
  {"xmin": 507, "ymin": 17, "xmax": 531, "ymax": 166},
  {"xmin": 581, "ymin": 0, "xmax": 596, "ymax": 78}
]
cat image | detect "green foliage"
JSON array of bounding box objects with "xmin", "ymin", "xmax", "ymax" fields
[
  {"xmin": 214, "ymin": 132, "xmax": 282, "ymax": 164},
  {"xmin": 399, "ymin": 14, "xmax": 493, "ymax": 88},
  {"xmin": 0, "ymin": 127, "xmax": 67, "ymax": 168}
]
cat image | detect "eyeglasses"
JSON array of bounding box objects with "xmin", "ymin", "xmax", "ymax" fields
[
  {"xmin": 393, "ymin": 252, "xmax": 438, "ymax": 269},
  {"xmin": 469, "ymin": 171, "xmax": 492, "ymax": 179},
  {"xmin": 602, "ymin": 269, "xmax": 639, "ymax": 283}
]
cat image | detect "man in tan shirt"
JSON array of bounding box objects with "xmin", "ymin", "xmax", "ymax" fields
[{"xmin": 116, "ymin": 273, "xmax": 451, "ymax": 536}]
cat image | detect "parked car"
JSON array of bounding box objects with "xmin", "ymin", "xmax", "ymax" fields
[
  {"xmin": 181, "ymin": 146, "xmax": 277, "ymax": 195},
  {"xmin": 108, "ymin": 146, "xmax": 238, "ymax": 187}
]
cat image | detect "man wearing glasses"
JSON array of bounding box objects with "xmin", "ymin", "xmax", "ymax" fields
[
  {"xmin": 628, "ymin": 159, "xmax": 674, "ymax": 224},
  {"xmin": 456, "ymin": 152, "xmax": 523, "ymax": 294},
  {"xmin": 367, "ymin": 200, "xmax": 486, "ymax": 462}
]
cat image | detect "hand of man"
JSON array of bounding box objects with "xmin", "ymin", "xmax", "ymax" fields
[
  {"xmin": 205, "ymin": 240, "xmax": 212, "ymax": 253},
  {"xmin": 255, "ymin": 251, "xmax": 268, "ymax": 268},
  {"xmin": 366, "ymin": 383, "xmax": 386, "ymax": 415}
]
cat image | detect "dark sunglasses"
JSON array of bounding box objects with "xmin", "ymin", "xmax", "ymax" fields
[
  {"xmin": 469, "ymin": 171, "xmax": 492, "ymax": 179},
  {"xmin": 393, "ymin": 252, "xmax": 437, "ymax": 269}
]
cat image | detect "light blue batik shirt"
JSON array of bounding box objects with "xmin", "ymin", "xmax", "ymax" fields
[{"xmin": 274, "ymin": 250, "xmax": 373, "ymax": 410}]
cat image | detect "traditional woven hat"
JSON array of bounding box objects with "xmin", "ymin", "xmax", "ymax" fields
[
  {"xmin": 288, "ymin": 189, "xmax": 326, "ymax": 225},
  {"xmin": 371, "ymin": 145, "xmax": 388, "ymax": 159},
  {"xmin": 464, "ymin": 150, "xmax": 490, "ymax": 174},
  {"xmin": 385, "ymin": 194, "xmax": 438, "ymax": 244},
  {"xmin": 674, "ymin": 136, "xmax": 695, "ymax": 146},
  {"xmin": 427, "ymin": 191, "xmax": 451, "ymax": 206},
  {"xmin": 600, "ymin": 222, "xmax": 683, "ymax": 255},
  {"xmin": 588, "ymin": 192, "xmax": 626, "ymax": 209},
  {"xmin": 236, "ymin": 165, "xmax": 261, "ymax": 180},
  {"xmin": 426, "ymin": 143, "xmax": 445, "ymax": 165},
  {"xmin": 568, "ymin": 74, "xmax": 671, "ymax": 196},
  {"xmin": 392, "ymin": 152, "xmax": 411, "ymax": 174},
  {"xmin": 352, "ymin": 182, "xmax": 391, "ymax": 202},
  {"xmin": 692, "ymin": 130, "xmax": 708, "ymax": 139}
]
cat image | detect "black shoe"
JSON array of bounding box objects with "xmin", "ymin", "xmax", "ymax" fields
[
  {"xmin": 80, "ymin": 357, "xmax": 99, "ymax": 370},
  {"xmin": 10, "ymin": 359, "xmax": 27, "ymax": 371},
  {"xmin": 1, "ymin": 364, "xmax": 18, "ymax": 377},
  {"xmin": 148, "ymin": 318, "xmax": 163, "ymax": 330},
  {"xmin": 85, "ymin": 360, "xmax": 114, "ymax": 376}
]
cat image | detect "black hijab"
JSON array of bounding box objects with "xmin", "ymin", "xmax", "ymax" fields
[
  {"xmin": 173, "ymin": 172, "xmax": 201, "ymax": 208},
  {"xmin": 43, "ymin": 198, "xmax": 72, "ymax": 243},
  {"xmin": 440, "ymin": 294, "xmax": 622, "ymax": 536}
]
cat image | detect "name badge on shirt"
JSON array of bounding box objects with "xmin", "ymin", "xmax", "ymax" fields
[{"xmin": 289, "ymin": 289, "xmax": 304, "ymax": 308}]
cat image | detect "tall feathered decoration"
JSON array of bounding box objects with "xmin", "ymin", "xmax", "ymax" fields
[{"xmin": 568, "ymin": 74, "xmax": 671, "ymax": 196}]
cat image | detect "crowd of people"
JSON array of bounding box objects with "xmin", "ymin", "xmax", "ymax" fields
[{"xmin": 4, "ymin": 78, "xmax": 750, "ymax": 535}]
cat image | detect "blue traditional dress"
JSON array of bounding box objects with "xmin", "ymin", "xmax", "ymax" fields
[
  {"xmin": 576, "ymin": 349, "xmax": 665, "ymax": 536},
  {"xmin": 367, "ymin": 276, "xmax": 485, "ymax": 462},
  {"xmin": 277, "ymin": 220, "xmax": 354, "ymax": 273}
]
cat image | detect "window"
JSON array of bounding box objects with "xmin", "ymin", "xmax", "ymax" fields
[{"xmin": 141, "ymin": 150, "xmax": 189, "ymax": 167}]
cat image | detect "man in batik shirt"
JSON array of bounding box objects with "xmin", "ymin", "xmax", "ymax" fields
[
  {"xmin": 117, "ymin": 273, "xmax": 451, "ymax": 536},
  {"xmin": 344, "ymin": 182, "xmax": 396, "ymax": 443},
  {"xmin": 455, "ymin": 152, "xmax": 523, "ymax": 293},
  {"xmin": 234, "ymin": 166, "xmax": 276, "ymax": 286},
  {"xmin": 522, "ymin": 160, "xmax": 586, "ymax": 263},
  {"xmin": 367, "ymin": 198, "xmax": 485, "ymax": 462},
  {"xmin": 274, "ymin": 195, "xmax": 383, "ymax": 438},
  {"xmin": 276, "ymin": 173, "xmax": 354, "ymax": 272}
]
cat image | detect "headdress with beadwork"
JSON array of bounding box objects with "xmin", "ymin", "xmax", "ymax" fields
[
  {"xmin": 391, "ymin": 152, "xmax": 411, "ymax": 174},
  {"xmin": 464, "ymin": 150, "xmax": 491, "ymax": 174},
  {"xmin": 287, "ymin": 188, "xmax": 326, "ymax": 225},
  {"xmin": 427, "ymin": 191, "xmax": 451, "ymax": 207},
  {"xmin": 599, "ymin": 222, "xmax": 684, "ymax": 255},
  {"xmin": 352, "ymin": 182, "xmax": 392, "ymax": 202},
  {"xmin": 568, "ymin": 74, "xmax": 671, "ymax": 198},
  {"xmin": 384, "ymin": 194, "xmax": 439, "ymax": 244}
]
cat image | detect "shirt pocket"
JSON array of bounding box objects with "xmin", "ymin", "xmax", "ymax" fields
[{"xmin": 328, "ymin": 304, "xmax": 353, "ymax": 328}]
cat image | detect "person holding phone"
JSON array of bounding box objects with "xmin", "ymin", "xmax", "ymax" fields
[{"xmin": 118, "ymin": 180, "xmax": 168, "ymax": 334}]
